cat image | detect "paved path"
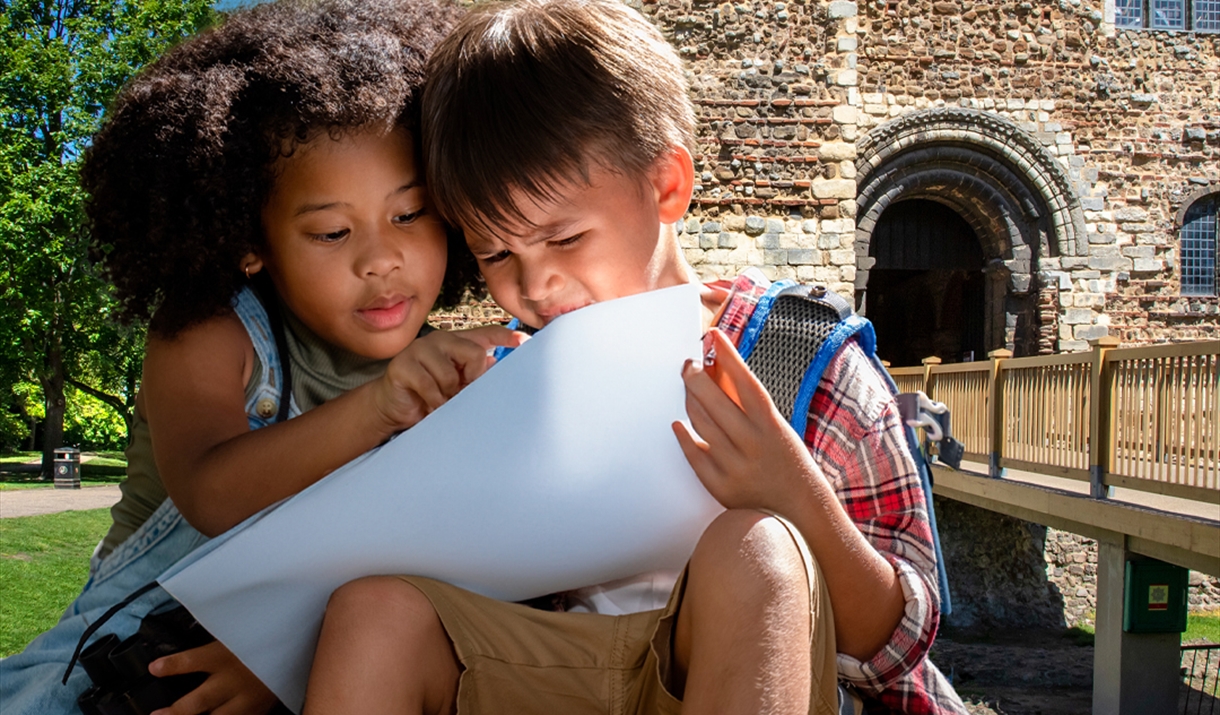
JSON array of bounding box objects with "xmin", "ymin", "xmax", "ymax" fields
[{"xmin": 0, "ymin": 485, "xmax": 122, "ymax": 519}]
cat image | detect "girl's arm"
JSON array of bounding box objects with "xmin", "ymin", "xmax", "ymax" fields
[{"xmin": 142, "ymin": 312, "xmax": 519, "ymax": 536}]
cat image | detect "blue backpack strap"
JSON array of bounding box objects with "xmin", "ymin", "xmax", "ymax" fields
[
  {"xmin": 744, "ymin": 283, "xmax": 951, "ymax": 616},
  {"xmin": 231, "ymin": 286, "xmax": 300, "ymax": 427}
]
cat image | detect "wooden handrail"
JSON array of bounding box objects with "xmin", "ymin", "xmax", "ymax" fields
[{"xmin": 887, "ymin": 340, "xmax": 1220, "ymax": 508}]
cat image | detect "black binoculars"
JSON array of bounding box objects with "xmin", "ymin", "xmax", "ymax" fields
[{"xmin": 76, "ymin": 604, "xmax": 213, "ymax": 715}]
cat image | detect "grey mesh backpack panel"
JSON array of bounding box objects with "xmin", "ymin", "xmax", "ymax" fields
[{"xmin": 744, "ymin": 291, "xmax": 845, "ymax": 423}]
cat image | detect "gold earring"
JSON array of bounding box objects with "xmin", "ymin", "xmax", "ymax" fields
[{"xmin": 244, "ymin": 265, "xmax": 251, "ymax": 279}]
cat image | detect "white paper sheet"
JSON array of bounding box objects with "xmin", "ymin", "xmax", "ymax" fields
[{"xmin": 158, "ymin": 283, "xmax": 723, "ymax": 712}]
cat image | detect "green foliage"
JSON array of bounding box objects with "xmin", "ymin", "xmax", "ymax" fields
[
  {"xmin": 0, "ymin": 508, "xmax": 112, "ymax": 656},
  {"xmin": 0, "ymin": 407, "xmax": 30, "ymax": 452},
  {"xmin": 1, "ymin": 0, "xmax": 216, "ymax": 467},
  {"xmin": 64, "ymin": 384, "xmax": 127, "ymax": 450}
]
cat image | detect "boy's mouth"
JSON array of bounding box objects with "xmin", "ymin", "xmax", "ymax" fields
[
  {"xmin": 535, "ymin": 302, "xmax": 592, "ymax": 325},
  {"xmin": 357, "ymin": 296, "xmax": 410, "ymax": 330}
]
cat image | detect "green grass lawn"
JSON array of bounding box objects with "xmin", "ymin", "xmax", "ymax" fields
[
  {"xmin": 1185, "ymin": 610, "xmax": 1220, "ymax": 644},
  {"xmin": 1073, "ymin": 609, "xmax": 1220, "ymax": 645},
  {"xmin": 0, "ymin": 450, "xmax": 127, "ymax": 489},
  {"xmin": 0, "ymin": 477, "xmax": 124, "ymax": 491},
  {"xmin": 0, "ymin": 508, "xmax": 111, "ymax": 656}
]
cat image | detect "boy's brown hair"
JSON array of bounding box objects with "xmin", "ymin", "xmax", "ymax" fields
[{"xmin": 422, "ymin": 0, "xmax": 695, "ymax": 235}]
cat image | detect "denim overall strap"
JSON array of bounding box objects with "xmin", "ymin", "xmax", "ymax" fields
[
  {"xmin": 0, "ymin": 287, "xmax": 293, "ymax": 715},
  {"xmin": 232, "ymin": 286, "xmax": 301, "ymax": 426}
]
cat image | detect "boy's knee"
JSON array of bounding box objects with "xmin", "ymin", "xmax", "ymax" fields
[
  {"xmin": 690, "ymin": 510, "xmax": 808, "ymax": 597},
  {"xmin": 325, "ymin": 575, "xmax": 436, "ymax": 627}
]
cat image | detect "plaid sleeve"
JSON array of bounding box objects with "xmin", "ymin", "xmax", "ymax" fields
[
  {"xmin": 716, "ymin": 271, "xmax": 968, "ymax": 713},
  {"xmin": 801, "ymin": 341, "xmax": 941, "ymax": 691}
]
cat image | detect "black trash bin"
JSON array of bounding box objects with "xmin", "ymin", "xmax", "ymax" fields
[{"xmin": 53, "ymin": 447, "xmax": 81, "ymax": 489}]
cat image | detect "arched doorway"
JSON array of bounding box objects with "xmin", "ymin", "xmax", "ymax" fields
[
  {"xmin": 854, "ymin": 108, "xmax": 1087, "ymax": 360},
  {"xmin": 866, "ymin": 200, "xmax": 986, "ymax": 367}
]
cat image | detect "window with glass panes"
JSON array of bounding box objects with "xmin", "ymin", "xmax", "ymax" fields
[
  {"xmin": 1181, "ymin": 196, "xmax": 1218, "ymax": 296},
  {"xmin": 1115, "ymin": 0, "xmax": 1220, "ymax": 30}
]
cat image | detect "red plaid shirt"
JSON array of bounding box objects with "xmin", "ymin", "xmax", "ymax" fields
[{"xmin": 715, "ymin": 269, "xmax": 967, "ymax": 715}]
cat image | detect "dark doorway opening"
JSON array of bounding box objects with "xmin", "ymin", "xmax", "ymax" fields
[{"xmin": 866, "ymin": 200, "xmax": 987, "ymax": 368}]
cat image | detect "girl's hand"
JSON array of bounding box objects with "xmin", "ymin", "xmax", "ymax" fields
[
  {"xmin": 373, "ymin": 325, "xmax": 527, "ymax": 432},
  {"xmin": 671, "ymin": 329, "xmax": 825, "ymax": 513},
  {"xmin": 148, "ymin": 641, "xmax": 278, "ymax": 715}
]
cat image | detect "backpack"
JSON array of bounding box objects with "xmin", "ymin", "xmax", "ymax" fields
[{"xmin": 736, "ymin": 280, "xmax": 953, "ymax": 616}]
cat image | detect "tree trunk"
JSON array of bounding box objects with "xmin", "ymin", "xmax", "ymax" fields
[{"xmin": 40, "ymin": 340, "xmax": 66, "ymax": 478}]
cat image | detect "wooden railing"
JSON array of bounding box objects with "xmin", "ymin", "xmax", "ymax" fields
[{"xmin": 888, "ymin": 339, "xmax": 1220, "ymax": 506}]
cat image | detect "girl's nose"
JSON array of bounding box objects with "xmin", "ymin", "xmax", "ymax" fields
[{"xmin": 357, "ymin": 226, "xmax": 402, "ymax": 277}]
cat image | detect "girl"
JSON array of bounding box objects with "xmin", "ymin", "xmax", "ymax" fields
[{"xmin": 0, "ymin": 1, "xmax": 518, "ymax": 713}]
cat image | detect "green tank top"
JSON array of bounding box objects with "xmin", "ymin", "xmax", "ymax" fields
[{"xmin": 99, "ymin": 306, "xmax": 391, "ymax": 558}]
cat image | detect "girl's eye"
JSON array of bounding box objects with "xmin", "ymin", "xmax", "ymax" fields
[
  {"xmin": 479, "ymin": 250, "xmax": 512, "ymax": 265},
  {"xmin": 394, "ymin": 208, "xmax": 425, "ymax": 225},
  {"xmin": 312, "ymin": 229, "xmax": 349, "ymax": 243}
]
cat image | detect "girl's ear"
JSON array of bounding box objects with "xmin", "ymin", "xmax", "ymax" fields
[
  {"xmin": 649, "ymin": 145, "xmax": 695, "ymax": 225},
  {"xmin": 241, "ymin": 253, "xmax": 264, "ymax": 278}
]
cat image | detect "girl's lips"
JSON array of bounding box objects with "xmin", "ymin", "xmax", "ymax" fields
[{"xmin": 357, "ymin": 297, "xmax": 411, "ymax": 330}]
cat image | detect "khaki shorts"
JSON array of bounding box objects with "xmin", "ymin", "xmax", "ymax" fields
[{"xmin": 399, "ymin": 515, "xmax": 839, "ymax": 715}]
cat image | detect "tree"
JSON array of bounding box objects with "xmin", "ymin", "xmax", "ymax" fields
[{"xmin": 0, "ymin": 0, "xmax": 215, "ymax": 472}]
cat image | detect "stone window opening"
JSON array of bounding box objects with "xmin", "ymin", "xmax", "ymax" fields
[
  {"xmin": 1179, "ymin": 193, "xmax": 1218, "ymax": 297},
  {"xmin": 1114, "ymin": 0, "xmax": 1220, "ymax": 32}
]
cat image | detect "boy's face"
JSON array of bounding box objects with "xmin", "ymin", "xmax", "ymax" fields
[{"xmin": 463, "ymin": 152, "xmax": 694, "ymax": 329}]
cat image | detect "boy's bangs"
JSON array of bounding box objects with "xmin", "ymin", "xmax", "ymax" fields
[{"xmin": 423, "ymin": 0, "xmax": 693, "ymax": 236}]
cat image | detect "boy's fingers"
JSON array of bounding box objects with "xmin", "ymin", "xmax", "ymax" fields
[
  {"xmin": 671, "ymin": 421, "xmax": 716, "ymax": 478},
  {"xmin": 672, "ymin": 422, "xmax": 735, "ymax": 505},
  {"xmin": 683, "ymin": 360, "xmax": 752, "ymax": 449},
  {"xmin": 708, "ymin": 329, "xmax": 773, "ymax": 412},
  {"xmin": 683, "ymin": 383, "xmax": 735, "ymax": 452}
]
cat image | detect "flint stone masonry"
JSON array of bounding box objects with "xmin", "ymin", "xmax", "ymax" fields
[{"xmin": 628, "ymin": 0, "xmax": 1218, "ymax": 349}]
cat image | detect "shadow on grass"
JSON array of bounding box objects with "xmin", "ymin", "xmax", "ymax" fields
[{"xmin": 0, "ymin": 465, "xmax": 126, "ymax": 486}]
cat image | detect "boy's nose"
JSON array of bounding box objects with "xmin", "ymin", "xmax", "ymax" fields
[{"xmin": 518, "ymin": 261, "xmax": 561, "ymax": 303}]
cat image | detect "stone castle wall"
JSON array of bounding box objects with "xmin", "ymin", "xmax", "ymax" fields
[
  {"xmin": 935, "ymin": 497, "xmax": 1220, "ymax": 630},
  {"xmin": 628, "ymin": 0, "xmax": 1220, "ymax": 350}
]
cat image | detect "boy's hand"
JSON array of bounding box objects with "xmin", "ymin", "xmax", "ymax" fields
[
  {"xmin": 148, "ymin": 641, "xmax": 278, "ymax": 715},
  {"xmin": 672, "ymin": 329, "xmax": 824, "ymax": 513},
  {"xmin": 374, "ymin": 326, "xmax": 528, "ymax": 432}
]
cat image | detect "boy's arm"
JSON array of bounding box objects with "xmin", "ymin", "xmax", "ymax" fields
[{"xmin": 674, "ymin": 330, "xmax": 939, "ymax": 681}]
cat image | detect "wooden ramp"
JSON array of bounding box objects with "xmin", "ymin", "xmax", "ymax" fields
[{"xmin": 889, "ymin": 339, "xmax": 1220, "ymax": 715}]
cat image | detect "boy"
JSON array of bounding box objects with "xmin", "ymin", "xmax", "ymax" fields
[{"xmin": 303, "ymin": 0, "xmax": 968, "ymax": 713}]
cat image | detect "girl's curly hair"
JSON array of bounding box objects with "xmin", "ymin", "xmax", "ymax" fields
[{"xmin": 83, "ymin": 0, "xmax": 477, "ymax": 337}]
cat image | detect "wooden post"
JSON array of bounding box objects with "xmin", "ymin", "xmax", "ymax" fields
[
  {"xmin": 987, "ymin": 349, "xmax": 1012, "ymax": 478},
  {"xmin": 920, "ymin": 356, "xmax": 941, "ymax": 398},
  {"xmin": 1089, "ymin": 336, "xmax": 1122, "ymax": 499}
]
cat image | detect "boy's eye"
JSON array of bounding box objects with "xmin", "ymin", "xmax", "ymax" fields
[
  {"xmin": 479, "ymin": 250, "xmax": 512, "ymax": 265},
  {"xmin": 550, "ymin": 233, "xmax": 583, "ymax": 248},
  {"xmin": 312, "ymin": 229, "xmax": 349, "ymax": 243}
]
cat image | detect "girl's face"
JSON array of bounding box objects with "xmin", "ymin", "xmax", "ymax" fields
[{"xmin": 253, "ymin": 128, "xmax": 447, "ymax": 360}]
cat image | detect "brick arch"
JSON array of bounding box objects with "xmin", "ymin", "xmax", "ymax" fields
[
  {"xmin": 854, "ymin": 108, "xmax": 1084, "ymax": 356},
  {"xmin": 1175, "ymin": 184, "xmax": 1220, "ymax": 227},
  {"xmin": 855, "ymin": 108, "xmax": 1086, "ymax": 276}
]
